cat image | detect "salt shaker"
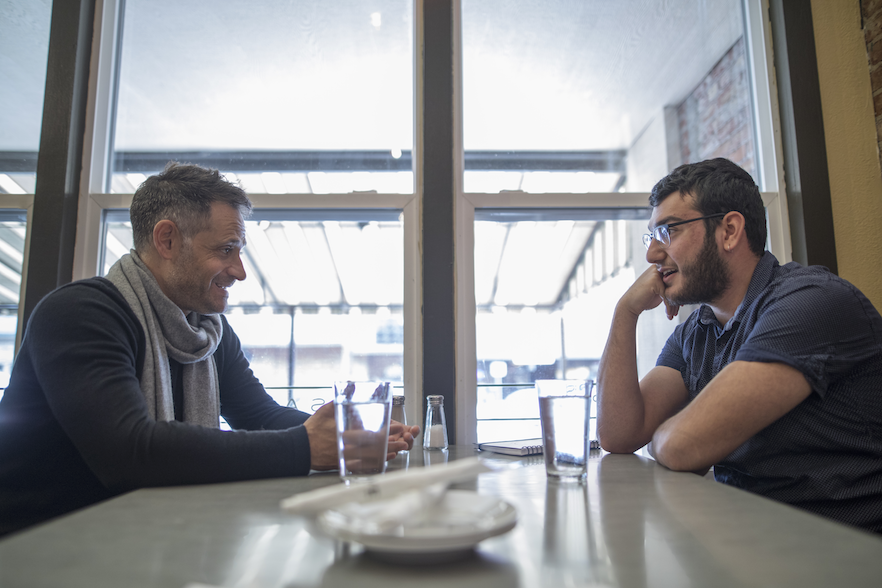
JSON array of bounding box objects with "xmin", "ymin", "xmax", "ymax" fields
[{"xmin": 423, "ymin": 395, "xmax": 449, "ymax": 450}]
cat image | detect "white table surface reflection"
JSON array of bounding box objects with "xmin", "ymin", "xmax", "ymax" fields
[{"xmin": 1, "ymin": 447, "xmax": 881, "ymax": 587}]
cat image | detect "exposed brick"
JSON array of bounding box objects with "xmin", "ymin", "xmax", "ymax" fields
[
  {"xmin": 717, "ymin": 117, "xmax": 737, "ymax": 140},
  {"xmin": 869, "ymin": 39, "xmax": 882, "ymax": 66},
  {"xmin": 863, "ymin": 0, "xmax": 882, "ymax": 21},
  {"xmin": 676, "ymin": 36, "xmax": 756, "ymax": 177},
  {"xmin": 863, "ymin": 0, "xmax": 882, "ymax": 164},
  {"xmin": 864, "ymin": 14, "xmax": 882, "ymax": 46},
  {"xmin": 871, "ymin": 63, "xmax": 882, "ymax": 90},
  {"xmin": 728, "ymin": 144, "xmax": 747, "ymax": 166},
  {"xmin": 873, "ymin": 90, "xmax": 882, "ymax": 116}
]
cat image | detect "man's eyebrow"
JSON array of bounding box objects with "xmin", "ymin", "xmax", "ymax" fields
[
  {"xmin": 219, "ymin": 236, "xmax": 245, "ymax": 248},
  {"xmin": 648, "ymin": 215, "xmax": 681, "ymax": 230}
]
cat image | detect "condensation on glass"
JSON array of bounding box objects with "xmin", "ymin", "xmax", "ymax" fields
[
  {"xmin": 101, "ymin": 210, "xmax": 404, "ymax": 411},
  {"xmin": 462, "ymin": 0, "xmax": 757, "ymax": 194},
  {"xmin": 110, "ymin": 0, "xmax": 414, "ymax": 194}
]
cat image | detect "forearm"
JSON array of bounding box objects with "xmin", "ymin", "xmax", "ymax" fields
[
  {"xmin": 93, "ymin": 418, "xmax": 312, "ymax": 490},
  {"xmin": 597, "ymin": 303, "xmax": 652, "ymax": 452},
  {"xmin": 650, "ymin": 361, "xmax": 812, "ymax": 474}
]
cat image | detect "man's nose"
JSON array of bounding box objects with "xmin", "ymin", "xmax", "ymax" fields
[
  {"xmin": 645, "ymin": 238, "xmax": 664, "ymax": 264},
  {"xmin": 231, "ymin": 252, "xmax": 247, "ymax": 281}
]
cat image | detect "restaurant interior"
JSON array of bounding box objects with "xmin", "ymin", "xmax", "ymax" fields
[{"xmin": 1, "ymin": 0, "xmax": 881, "ymax": 586}]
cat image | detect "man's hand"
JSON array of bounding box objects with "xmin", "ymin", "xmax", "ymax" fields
[
  {"xmin": 304, "ymin": 405, "xmax": 421, "ymax": 469},
  {"xmin": 387, "ymin": 422, "xmax": 420, "ymax": 459},
  {"xmin": 596, "ymin": 265, "xmax": 690, "ymax": 453},
  {"xmin": 303, "ymin": 401, "xmax": 338, "ymax": 471},
  {"xmin": 619, "ymin": 265, "xmax": 681, "ymax": 321}
]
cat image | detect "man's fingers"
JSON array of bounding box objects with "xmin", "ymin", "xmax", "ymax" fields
[{"xmin": 664, "ymin": 297, "xmax": 681, "ymax": 320}]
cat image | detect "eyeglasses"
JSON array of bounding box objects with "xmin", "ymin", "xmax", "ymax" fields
[{"xmin": 643, "ymin": 213, "xmax": 727, "ymax": 250}]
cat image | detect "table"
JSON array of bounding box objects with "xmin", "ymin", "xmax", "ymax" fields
[{"xmin": 1, "ymin": 446, "xmax": 880, "ymax": 587}]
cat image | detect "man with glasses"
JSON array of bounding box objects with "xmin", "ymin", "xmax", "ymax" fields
[{"xmin": 597, "ymin": 157, "xmax": 882, "ymax": 533}]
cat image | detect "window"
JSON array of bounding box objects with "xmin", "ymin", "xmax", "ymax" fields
[
  {"xmin": 0, "ymin": 0, "xmax": 51, "ymax": 193},
  {"xmin": 0, "ymin": 1, "xmax": 50, "ymax": 397},
  {"xmin": 474, "ymin": 214, "xmax": 658, "ymax": 442},
  {"xmin": 110, "ymin": 0, "xmax": 413, "ymax": 195},
  {"xmin": 86, "ymin": 0, "xmax": 416, "ymax": 415},
  {"xmin": 460, "ymin": 0, "xmax": 787, "ymax": 443},
  {"xmin": 0, "ymin": 213, "xmax": 27, "ymax": 396}
]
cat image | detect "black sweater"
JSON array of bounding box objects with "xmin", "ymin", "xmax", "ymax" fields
[{"xmin": 0, "ymin": 278, "xmax": 312, "ymax": 536}]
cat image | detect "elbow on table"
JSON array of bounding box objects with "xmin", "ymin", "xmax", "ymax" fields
[
  {"xmin": 651, "ymin": 437, "xmax": 711, "ymax": 473},
  {"xmin": 597, "ymin": 430, "xmax": 647, "ymax": 455}
]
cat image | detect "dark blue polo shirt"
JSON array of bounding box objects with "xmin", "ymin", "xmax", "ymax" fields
[{"xmin": 657, "ymin": 251, "xmax": 882, "ymax": 533}]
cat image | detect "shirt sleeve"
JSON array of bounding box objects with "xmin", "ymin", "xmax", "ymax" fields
[
  {"xmin": 734, "ymin": 275, "xmax": 882, "ymax": 397},
  {"xmin": 656, "ymin": 324, "xmax": 688, "ymax": 373},
  {"xmin": 24, "ymin": 282, "xmax": 313, "ymax": 493}
]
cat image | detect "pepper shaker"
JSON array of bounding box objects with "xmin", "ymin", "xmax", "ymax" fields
[
  {"xmin": 391, "ymin": 395, "xmax": 406, "ymax": 426},
  {"xmin": 390, "ymin": 395, "xmax": 409, "ymax": 455}
]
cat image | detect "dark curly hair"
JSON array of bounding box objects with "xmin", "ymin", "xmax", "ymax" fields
[{"xmin": 649, "ymin": 158, "xmax": 766, "ymax": 256}]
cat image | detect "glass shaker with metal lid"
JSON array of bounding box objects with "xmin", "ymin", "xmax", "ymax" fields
[{"xmin": 423, "ymin": 395, "xmax": 449, "ymax": 450}]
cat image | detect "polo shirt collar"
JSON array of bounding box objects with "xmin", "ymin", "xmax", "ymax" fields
[{"xmin": 696, "ymin": 251, "xmax": 779, "ymax": 332}]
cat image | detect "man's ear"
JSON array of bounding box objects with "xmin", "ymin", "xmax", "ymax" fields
[
  {"xmin": 720, "ymin": 211, "xmax": 746, "ymax": 251},
  {"xmin": 152, "ymin": 220, "xmax": 181, "ymax": 261}
]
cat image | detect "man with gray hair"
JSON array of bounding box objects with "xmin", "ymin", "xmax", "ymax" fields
[{"xmin": 0, "ymin": 162, "xmax": 418, "ymax": 537}]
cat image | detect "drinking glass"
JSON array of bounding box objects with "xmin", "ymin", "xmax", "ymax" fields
[
  {"xmin": 537, "ymin": 380, "xmax": 593, "ymax": 480},
  {"xmin": 334, "ymin": 381, "xmax": 393, "ymax": 484}
]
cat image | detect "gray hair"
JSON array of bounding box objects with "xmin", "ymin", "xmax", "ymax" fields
[{"xmin": 130, "ymin": 162, "xmax": 252, "ymax": 252}]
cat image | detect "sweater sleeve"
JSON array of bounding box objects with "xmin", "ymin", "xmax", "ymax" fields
[{"xmin": 22, "ymin": 281, "xmax": 313, "ymax": 492}]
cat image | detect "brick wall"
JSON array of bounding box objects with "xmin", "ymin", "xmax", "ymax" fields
[
  {"xmin": 677, "ymin": 37, "xmax": 757, "ymax": 178},
  {"xmin": 862, "ymin": 0, "xmax": 882, "ymax": 170}
]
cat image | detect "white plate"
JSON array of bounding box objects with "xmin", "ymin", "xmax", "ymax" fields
[{"xmin": 317, "ymin": 490, "xmax": 517, "ymax": 561}]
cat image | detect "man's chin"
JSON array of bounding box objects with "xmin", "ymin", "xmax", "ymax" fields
[
  {"xmin": 664, "ymin": 286, "xmax": 695, "ymax": 307},
  {"xmin": 197, "ymin": 299, "xmax": 228, "ymax": 316}
]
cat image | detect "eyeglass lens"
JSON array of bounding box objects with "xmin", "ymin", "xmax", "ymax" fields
[{"xmin": 642, "ymin": 226, "xmax": 669, "ymax": 249}]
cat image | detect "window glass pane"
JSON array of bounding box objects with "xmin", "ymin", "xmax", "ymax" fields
[
  {"xmin": 462, "ymin": 0, "xmax": 757, "ymax": 193},
  {"xmin": 102, "ymin": 210, "xmax": 404, "ymax": 412},
  {"xmin": 475, "ymin": 213, "xmax": 674, "ymax": 443},
  {"xmin": 0, "ymin": 0, "xmax": 52, "ymax": 193},
  {"xmin": 0, "ymin": 212, "xmax": 28, "ymax": 399},
  {"xmin": 111, "ymin": 0, "xmax": 413, "ymax": 194}
]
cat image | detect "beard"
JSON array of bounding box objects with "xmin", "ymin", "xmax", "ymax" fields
[
  {"xmin": 667, "ymin": 231, "xmax": 730, "ymax": 306},
  {"xmin": 166, "ymin": 244, "xmax": 222, "ymax": 315}
]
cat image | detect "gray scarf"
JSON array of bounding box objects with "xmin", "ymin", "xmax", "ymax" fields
[{"xmin": 105, "ymin": 251, "xmax": 223, "ymax": 427}]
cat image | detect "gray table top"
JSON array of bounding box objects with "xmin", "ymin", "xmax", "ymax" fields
[{"xmin": 2, "ymin": 446, "xmax": 881, "ymax": 588}]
